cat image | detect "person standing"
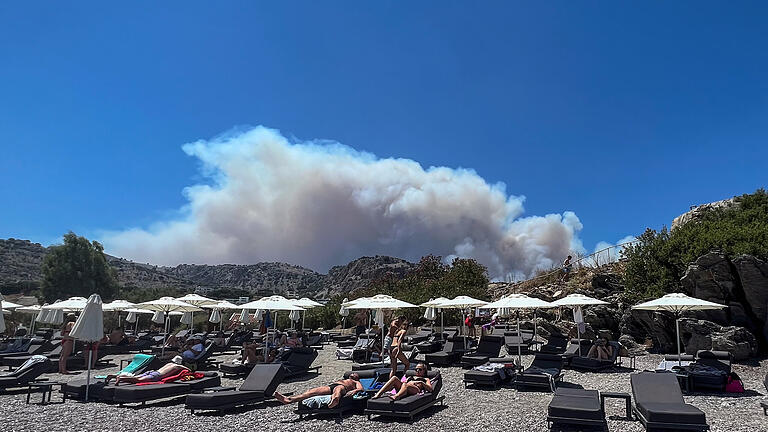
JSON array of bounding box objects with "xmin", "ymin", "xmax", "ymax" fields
[
  {"xmin": 560, "ymin": 255, "xmax": 573, "ymax": 282},
  {"xmin": 389, "ymin": 317, "xmax": 410, "ymax": 378},
  {"xmin": 59, "ymin": 313, "xmax": 77, "ymax": 374}
]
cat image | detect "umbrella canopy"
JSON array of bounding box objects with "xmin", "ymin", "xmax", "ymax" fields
[
  {"xmin": 1, "ymin": 299, "xmax": 23, "ymax": 310},
  {"xmin": 209, "ymin": 309, "xmax": 221, "ymax": 324},
  {"xmin": 50, "ymin": 309, "xmax": 65, "ymax": 325},
  {"xmin": 151, "ymin": 311, "xmax": 165, "ymax": 324},
  {"xmin": 423, "ymin": 306, "xmax": 437, "ymax": 321},
  {"xmin": 70, "ymin": 294, "xmax": 104, "ymax": 342},
  {"xmin": 125, "ymin": 310, "xmax": 138, "ymax": 324},
  {"xmin": 203, "ymin": 300, "xmax": 240, "ymax": 310},
  {"xmin": 181, "ymin": 311, "xmax": 193, "ymax": 325},
  {"xmin": 239, "ymin": 308, "xmax": 250, "ymax": 323},
  {"xmin": 344, "ymin": 294, "xmax": 417, "ymax": 310},
  {"xmin": 37, "ymin": 303, "xmax": 51, "ymax": 324},
  {"xmin": 289, "ymin": 309, "xmax": 301, "ymax": 323},
  {"xmin": 48, "ymin": 296, "xmax": 89, "ymax": 311},
  {"xmin": 294, "ymin": 297, "xmax": 323, "ymax": 308},
  {"xmin": 374, "ymin": 309, "xmax": 385, "ymax": 327},
  {"xmin": 137, "ymin": 297, "xmax": 201, "ymax": 313},
  {"xmin": 632, "ymin": 293, "xmax": 726, "ymax": 365},
  {"xmin": 339, "ymin": 298, "xmax": 350, "ymax": 317},
  {"xmin": 420, "ymin": 297, "xmax": 450, "ymax": 307},
  {"xmin": 176, "ymin": 293, "xmax": 219, "ymax": 307},
  {"xmin": 16, "ymin": 305, "xmax": 42, "ymax": 314},
  {"xmin": 102, "ymin": 300, "xmax": 136, "ymax": 311},
  {"xmin": 551, "ymin": 293, "xmax": 609, "ymax": 307},
  {"xmin": 239, "ymin": 295, "xmax": 304, "ymax": 311},
  {"xmin": 436, "ymin": 296, "xmax": 488, "ymax": 309}
]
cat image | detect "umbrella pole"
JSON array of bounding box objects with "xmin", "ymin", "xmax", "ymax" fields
[
  {"xmin": 190, "ymin": 311, "xmax": 194, "ymax": 331},
  {"xmin": 575, "ymin": 308, "xmax": 582, "ymax": 357},
  {"xmin": 517, "ymin": 310, "xmax": 522, "ymax": 367},
  {"xmin": 676, "ymin": 312, "xmax": 682, "ymax": 367},
  {"xmin": 302, "ymin": 311, "xmax": 306, "ymax": 331},
  {"xmin": 162, "ymin": 312, "xmax": 169, "ymax": 357},
  {"xmin": 533, "ymin": 309, "xmax": 538, "ymax": 351},
  {"xmin": 85, "ymin": 345, "xmax": 92, "ymax": 402},
  {"xmin": 30, "ymin": 315, "xmax": 35, "ymax": 335}
]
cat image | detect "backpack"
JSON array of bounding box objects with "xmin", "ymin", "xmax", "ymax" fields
[{"xmin": 726, "ymin": 372, "xmax": 745, "ymax": 393}]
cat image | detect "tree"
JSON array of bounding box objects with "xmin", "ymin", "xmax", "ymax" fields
[{"xmin": 41, "ymin": 232, "xmax": 120, "ymax": 302}]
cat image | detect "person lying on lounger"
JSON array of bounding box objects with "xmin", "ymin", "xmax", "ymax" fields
[
  {"xmin": 372, "ymin": 363, "xmax": 433, "ymax": 401},
  {"xmin": 109, "ymin": 356, "xmax": 190, "ymax": 385},
  {"xmin": 586, "ymin": 337, "xmax": 613, "ymax": 360},
  {"xmin": 274, "ymin": 373, "xmax": 364, "ymax": 408}
]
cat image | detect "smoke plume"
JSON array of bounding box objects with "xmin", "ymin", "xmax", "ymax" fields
[{"xmin": 102, "ymin": 126, "xmax": 584, "ymax": 279}]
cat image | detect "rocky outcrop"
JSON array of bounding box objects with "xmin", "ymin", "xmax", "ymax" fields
[
  {"xmin": 680, "ymin": 319, "xmax": 758, "ymax": 360},
  {"xmin": 325, "ymin": 256, "xmax": 415, "ymax": 296},
  {"xmin": 671, "ymin": 197, "xmax": 738, "ymax": 229},
  {"xmin": 680, "ymin": 252, "xmax": 768, "ymax": 350}
]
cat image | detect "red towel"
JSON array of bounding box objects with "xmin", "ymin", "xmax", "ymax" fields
[{"xmin": 137, "ymin": 370, "xmax": 204, "ymax": 385}]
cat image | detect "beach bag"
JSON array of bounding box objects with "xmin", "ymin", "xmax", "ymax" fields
[{"xmin": 726, "ymin": 372, "xmax": 744, "ymax": 393}]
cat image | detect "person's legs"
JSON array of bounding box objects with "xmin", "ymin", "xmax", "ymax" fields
[
  {"xmin": 327, "ymin": 384, "xmax": 347, "ymax": 408},
  {"xmin": 397, "ymin": 349, "xmax": 409, "ymax": 372},
  {"xmin": 586, "ymin": 345, "xmax": 598, "ymax": 359},
  {"xmin": 373, "ymin": 376, "xmax": 402, "ymax": 398},
  {"xmin": 275, "ymin": 386, "xmax": 332, "ymax": 404},
  {"xmin": 389, "ymin": 348, "xmax": 399, "ymax": 378},
  {"xmin": 59, "ymin": 341, "xmax": 73, "ymax": 374},
  {"xmin": 390, "ymin": 382, "xmax": 420, "ymax": 400}
]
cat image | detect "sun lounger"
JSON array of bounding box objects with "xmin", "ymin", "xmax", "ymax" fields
[
  {"xmin": 570, "ymin": 341, "xmax": 622, "ymax": 371},
  {"xmin": 113, "ymin": 372, "xmax": 221, "ymax": 406},
  {"xmin": 463, "ymin": 359, "xmax": 517, "ymax": 389},
  {"xmin": 547, "ymin": 388, "xmax": 607, "ymax": 431},
  {"xmin": 562, "ymin": 339, "xmax": 594, "ymax": 365},
  {"xmin": 514, "ymin": 353, "xmax": 564, "ymax": 392},
  {"xmin": 686, "ymin": 350, "xmax": 731, "ymax": 392},
  {"xmin": 294, "ymin": 369, "xmax": 377, "ymax": 420},
  {"xmin": 185, "ymin": 363, "xmax": 284, "ymax": 413},
  {"xmin": 404, "ymin": 328, "xmax": 433, "ymax": 344},
  {"xmin": 424, "ymin": 336, "xmax": 472, "ymax": 367},
  {"xmin": 0, "ymin": 355, "xmax": 52, "ymax": 390},
  {"xmin": 631, "ymin": 372, "xmax": 708, "ymax": 431},
  {"xmin": 504, "ymin": 331, "xmax": 532, "ymax": 355},
  {"xmin": 539, "ymin": 334, "xmax": 569, "ymax": 355},
  {"xmin": 61, "ymin": 354, "xmax": 163, "ymax": 400},
  {"xmin": 0, "ymin": 341, "xmax": 61, "ymax": 368},
  {"xmin": 365, "ymin": 370, "xmax": 444, "ymax": 420},
  {"xmin": 336, "ymin": 334, "xmax": 376, "ymax": 360},
  {"xmin": 460, "ymin": 335, "xmax": 504, "ymax": 368},
  {"xmin": 281, "ymin": 347, "xmax": 320, "ymax": 378}
]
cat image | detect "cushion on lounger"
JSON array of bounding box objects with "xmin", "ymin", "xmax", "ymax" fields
[
  {"xmin": 239, "ymin": 364, "xmax": 284, "ymax": 395},
  {"xmin": 631, "ymin": 372, "xmax": 707, "ymax": 426},
  {"xmin": 548, "ymin": 392, "xmax": 604, "ymax": 421},
  {"xmin": 366, "ymin": 392, "xmax": 434, "ymax": 412},
  {"xmin": 186, "ymin": 389, "xmax": 265, "ymax": 409},
  {"xmin": 637, "ymin": 402, "xmax": 706, "ymax": 424}
]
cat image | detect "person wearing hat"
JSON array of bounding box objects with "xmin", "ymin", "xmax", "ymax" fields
[
  {"xmin": 181, "ymin": 335, "xmax": 205, "ymax": 360},
  {"xmin": 113, "ymin": 356, "xmax": 189, "ymax": 385}
]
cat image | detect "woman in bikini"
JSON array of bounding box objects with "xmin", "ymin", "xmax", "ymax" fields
[
  {"xmin": 274, "ymin": 373, "xmax": 364, "ymax": 408},
  {"xmin": 59, "ymin": 313, "xmax": 77, "ymax": 374},
  {"xmin": 389, "ymin": 317, "xmax": 410, "ymax": 378},
  {"xmin": 372, "ymin": 363, "xmax": 433, "ymax": 401}
]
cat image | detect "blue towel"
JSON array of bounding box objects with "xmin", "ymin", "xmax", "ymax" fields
[{"xmin": 302, "ymin": 395, "xmax": 332, "ymax": 408}]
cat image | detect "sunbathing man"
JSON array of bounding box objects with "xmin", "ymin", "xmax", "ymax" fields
[
  {"xmin": 372, "ymin": 363, "xmax": 433, "ymax": 401},
  {"xmin": 275, "ymin": 373, "xmax": 364, "ymax": 408},
  {"xmin": 111, "ymin": 356, "xmax": 190, "ymax": 385}
]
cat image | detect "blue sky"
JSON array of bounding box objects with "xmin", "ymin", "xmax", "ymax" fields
[{"xmin": 1, "ymin": 2, "xmax": 766, "ymax": 264}]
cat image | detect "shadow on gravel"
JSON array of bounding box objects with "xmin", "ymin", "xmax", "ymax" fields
[
  {"xmin": 283, "ymin": 372, "xmax": 321, "ymax": 383},
  {"xmin": 365, "ymin": 404, "xmax": 448, "ymax": 425},
  {"xmin": 192, "ymin": 399, "xmax": 284, "ymax": 416}
]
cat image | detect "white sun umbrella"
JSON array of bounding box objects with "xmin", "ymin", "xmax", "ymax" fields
[
  {"xmin": 345, "ymin": 294, "xmax": 418, "ymax": 358},
  {"xmin": 16, "ymin": 305, "xmax": 42, "ymax": 334},
  {"xmin": 181, "ymin": 311, "xmax": 194, "ymax": 326},
  {"xmin": 551, "ymin": 293, "xmax": 609, "ymax": 356},
  {"xmin": 50, "ymin": 308, "xmax": 65, "ymax": 326},
  {"xmin": 176, "ymin": 294, "xmax": 218, "ymax": 331},
  {"xmin": 209, "ymin": 309, "xmax": 221, "ymax": 324},
  {"xmin": 69, "ymin": 294, "xmax": 104, "ymax": 402},
  {"xmin": 103, "ymin": 300, "xmax": 136, "ymax": 328},
  {"xmin": 137, "ymin": 297, "xmax": 201, "ymax": 356},
  {"xmin": 421, "ymin": 297, "xmax": 450, "ymax": 333},
  {"xmin": 36, "ymin": 303, "xmax": 50, "ymax": 326},
  {"xmin": 151, "ymin": 311, "xmax": 165, "ymax": 324},
  {"xmin": 482, "ymin": 294, "xmax": 553, "ymax": 365},
  {"xmin": 632, "ymin": 293, "xmax": 726, "ymax": 366},
  {"xmin": 293, "ymin": 297, "xmax": 323, "ymax": 330},
  {"xmin": 339, "ymin": 298, "xmax": 350, "ymax": 333},
  {"xmin": 239, "ymin": 296, "xmax": 304, "ymax": 357},
  {"xmin": 48, "ymin": 296, "xmax": 89, "ymax": 312},
  {"xmin": 203, "ymin": 301, "xmax": 238, "ymax": 331},
  {"xmin": 289, "ymin": 309, "xmax": 301, "ymax": 327},
  {"xmin": 1, "ymin": 300, "xmax": 23, "ymax": 310},
  {"xmin": 239, "ymin": 308, "xmax": 250, "ymax": 325},
  {"xmin": 435, "ymin": 296, "xmax": 487, "ymax": 348}
]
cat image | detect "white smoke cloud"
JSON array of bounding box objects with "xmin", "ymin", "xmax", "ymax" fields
[{"xmin": 101, "ymin": 126, "xmax": 584, "ymax": 279}]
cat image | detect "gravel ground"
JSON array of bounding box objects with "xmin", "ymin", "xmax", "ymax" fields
[{"xmin": 3, "ymin": 344, "xmax": 767, "ymax": 432}]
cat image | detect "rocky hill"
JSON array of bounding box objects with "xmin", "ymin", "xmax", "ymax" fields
[{"xmin": 0, "ymin": 238, "xmax": 413, "ymax": 299}]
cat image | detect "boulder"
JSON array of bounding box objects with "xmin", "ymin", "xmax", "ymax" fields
[
  {"xmin": 680, "ymin": 318, "xmax": 758, "ymax": 360},
  {"xmin": 732, "ymin": 255, "xmax": 768, "ymax": 334},
  {"xmin": 618, "ymin": 334, "xmax": 648, "ymax": 356},
  {"xmin": 680, "ymin": 252, "xmax": 736, "ymax": 304}
]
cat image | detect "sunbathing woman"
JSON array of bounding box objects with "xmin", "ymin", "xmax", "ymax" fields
[
  {"xmin": 274, "ymin": 373, "xmax": 363, "ymax": 408},
  {"xmin": 389, "ymin": 318, "xmax": 410, "ymax": 378},
  {"xmin": 587, "ymin": 337, "xmax": 613, "ymax": 360},
  {"xmin": 111, "ymin": 356, "xmax": 190, "ymax": 385},
  {"xmin": 372, "ymin": 363, "xmax": 433, "ymax": 401}
]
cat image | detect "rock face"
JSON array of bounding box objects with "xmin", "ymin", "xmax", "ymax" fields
[
  {"xmin": 680, "ymin": 252, "xmax": 768, "ymax": 350},
  {"xmin": 0, "ymin": 238, "xmax": 413, "ymax": 299},
  {"xmin": 680, "ymin": 319, "xmax": 758, "ymax": 360},
  {"xmin": 671, "ymin": 197, "xmax": 738, "ymax": 229}
]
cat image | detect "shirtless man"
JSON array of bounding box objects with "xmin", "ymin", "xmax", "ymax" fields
[
  {"xmin": 274, "ymin": 373, "xmax": 364, "ymax": 408},
  {"xmin": 372, "ymin": 363, "xmax": 433, "ymax": 401},
  {"xmin": 111, "ymin": 356, "xmax": 189, "ymax": 385}
]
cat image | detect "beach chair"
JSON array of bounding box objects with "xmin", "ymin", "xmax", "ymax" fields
[
  {"xmin": 539, "ymin": 334, "xmax": 569, "ymax": 355},
  {"xmin": 365, "ymin": 370, "xmax": 444, "ymax": 420},
  {"xmin": 281, "ymin": 347, "xmax": 320, "ymax": 378},
  {"xmin": 514, "ymin": 353, "xmax": 564, "ymax": 392},
  {"xmin": 504, "ymin": 331, "xmax": 532, "ymax": 356},
  {"xmin": 570, "ymin": 341, "xmax": 622, "ymax": 371},
  {"xmin": 631, "ymin": 372, "xmax": 709, "ymax": 431},
  {"xmin": 404, "ymin": 328, "xmax": 433, "ymax": 344},
  {"xmin": 424, "ymin": 338, "xmax": 465, "ymax": 367},
  {"xmin": 185, "ymin": 364, "xmax": 284, "ymax": 413},
  {"xmin": 686, "ymin": 350, "xmax": 732, "ymax": 392},
  {"xmin": 0, "ymin": 355, "xmax": 52, "ymax": 390},
  {"xmin": 460, "ymin": 335, "xmax": 504, "ymax": 368},
  {"xmin": 61, "ymin": 354, "xmax": 163, "ymax": 400},
  {"xmin": 547, "ymin": 388, "xmax": 607, "ymax": 431},
  {"xmin": 294, "ymin": 370, "xmax": 376, "ymax": 420},
  {"xmin": 112, "ymin": 372, "xmax": 221, "ymax": 406},
  {"xmin": 562, "ymin": 339, "xmax": 594, "ymax": 365},
  {"xmin": 0, "ymin": 341, "xmax": 61, "ymax": 368}
]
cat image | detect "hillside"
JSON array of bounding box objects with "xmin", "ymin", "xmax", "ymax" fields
[{"xmin": 0, "ymin": 238, "xmax": 413, "ymax": 299}]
